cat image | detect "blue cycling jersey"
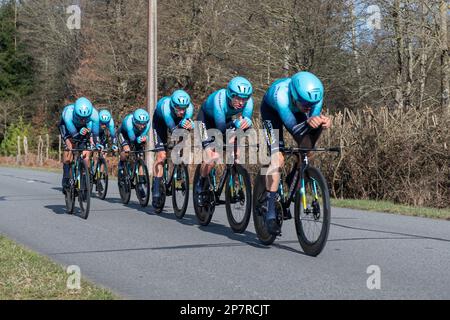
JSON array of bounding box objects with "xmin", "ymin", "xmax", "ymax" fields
[
  {"xmin": 202, "ymin": 89, "xmax": 254, "ymax": 133},
  {"xmin": 120, "ymin": 114, "xmax": 150, "ymax": 143},
  {"xmin": 155, "ymin": 96, "xmax": 194, "ymax": 132},
  {"xmin": 88, "ymin": 117, "xmax": 117, "ymax": 145},
  {"xmin": 61, "ymin": 104, "xmax": 100, "ymax": 140},
  {"xmin": 263, "ymin": 78, "xmax": 323, "ymax": 137}
]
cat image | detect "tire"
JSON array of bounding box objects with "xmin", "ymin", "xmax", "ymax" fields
[
  {"xmin": 77, "ymin": 160, "xmax": 91, "ymax": 219},
  {"xmin": 135, "ymin": 159, "xmax": 150, "ymax": 207},
  {"xmin": 294, "ymin": 166, "xmax": 331, "ymax": 257},
  {"xmin": 225, "ymin": 164, "xmax": 252, "ymax": 233},
  {"xmin": 96, "ymin": 157, "xmax": 108, "ymax": 200},
  {"xmin": 193, "ymin": 164, "xmax": 214, "ymax": 226},
  {"xmin": 172, "ymin": 164, "xmax": 189, "ymax": 219},
  {"xmin": 252, "ymin": 172, "xmax": 277, "ymax": 245},
  {"xmin": 65, "ymin": 178, "xmax": 75, "ymax": 214},
  {"xmin": 154, "ymin": 178, "xmax": 166, "ymax": 214},
  {"xmin": 118, "ymin": 165, "xmax": 131, "ymax": 204}
]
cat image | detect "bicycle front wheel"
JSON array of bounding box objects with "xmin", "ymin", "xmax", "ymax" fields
[
  {"xmin": 77, "ymin": 160, "xmax": 91, "ymax": 219},
  {"xmin": 294, "ymin": 166, "xmax": 331, "ymax": 257},
  {"xmin": 225, "ymin": 164, "xmax": 252, "ymax": 233},
  {"xmin": 172, "ymin": 164, "xmax": 189, "ymax": 219}
]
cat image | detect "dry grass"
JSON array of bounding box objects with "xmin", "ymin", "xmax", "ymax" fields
[
  {"xmin": 318, "ymin": 106, "xmax": 449, "ymax": 209},
  {"xmin": 0, "ymin": 235, "xmax": 116, "ymax": 300}
]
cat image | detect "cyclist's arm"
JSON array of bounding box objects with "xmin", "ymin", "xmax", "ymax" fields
[
  {"xmin": 279, "ymin": 103, "xmax": 309, "ymax": 139},
  {"xmin": 90, "ymin": 109, "xmax": 101, "ymax": 143},
  {"xmin": 237, "ymin": 97, "xmax": 254, "ymax": 128},
  {"xmin": 108, "ymin": 119, "xmax": 118, "ymax": 145},
  {"xmin": 62, "ymin": 108, "xmax": 79, "ymax": 138},
  {"xmin": 183, "ymin": 103, "xmax": 194, "ymax": 120},
  {"xmin": 213, "ymin": 94, "xmax": 227, "ymax": 134},
  {"xmin": 138, "ymin": 122, "xmax": 151, "ymax": 141},
  {"xmin": 309, "ymin": 100, "xmax": 323, "ymax": 118},
  {"xmin": 162, "ymin": 103, "xmax": 177, "ymax": 133},
  {"xmin": 125, "ymin": 117, "xmax": 137, "ymax": 142}
]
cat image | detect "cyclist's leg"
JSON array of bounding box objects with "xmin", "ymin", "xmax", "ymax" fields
[
  {"xmin": 261, "ymin": 101, "xmax": 284, "ymax": 234},
  {"xmin": 151, "ymin": 116, "xmax": 167, "ymax": 203},
  {"xmin": 118, "ymin": 132, "xmax": 130, "ymax": 172},
  {"xmin": 295, "ymin": 112, "xmax": 323, "ymax": 159},
  {"xmin": 197, "ymin": 108, "xmax": 219, "ymax": 187},
  {"xmin": 60, "ymin": 122, "xmax": 73, "ymax": 191}
]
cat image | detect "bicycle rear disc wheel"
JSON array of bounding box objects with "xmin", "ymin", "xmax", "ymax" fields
[
  {"xmin": 225, "ymin": 164, "xmax": 252, "ymax": 233},
  {"xmin": 294, "ymin": 166, "xmax": 331, "ymax": 257},
  {"xmin": 77, "ymin": 160, "xmax": 91, "ymax": 219},
  {"xmin": 135, "ymin": 159, "xmax": 150, "ymax": 207},
  {"xmin": 118, "ymin": 166, "xmax": 131, "ymax": 204},
  {"xmin": 193, "ymin": 164, "xmax": 214, "ymax": 226},
  {"xmin": 65, "ymin": 182, "xmax": 75, "ymax": 214},
  {"xmin": 172, "ymin": 164, "xmax": 189, "ymax": 219},
  {"xmin": 96, "ymin": 158, "xmax": 108, "ymax": 200},
  {"xmin": 252, "ymin": 172, "xmax": 277, "ymax": 245}
]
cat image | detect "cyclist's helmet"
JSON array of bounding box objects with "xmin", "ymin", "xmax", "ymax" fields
[
  {"xmin": 170, "ymin": 90, "xmax": 191, "ymax": 111},
  {"xmin": 289, "ymin": 71, "xmax": 324, "ymax": 106},
  {"xmin": 132, "ymin": 108, "xmax": 150, "ymax": 126},
  {"xmin": 99, "ymin": 110, "xmax": 112, "ymax": 124},
  {"xmin": 74, "ymin": 97, "xmax": 93, "ymax": 119},
  {"xmin": 226, "ymin": 76, "xmax": 253, "ymax": 100}
]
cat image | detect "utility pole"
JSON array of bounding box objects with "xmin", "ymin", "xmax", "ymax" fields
[{"xmin": 147, "ymin": 0, "xmax": 157, "ymax": 171}]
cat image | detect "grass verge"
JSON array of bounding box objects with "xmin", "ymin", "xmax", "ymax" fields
[
  {"xmin": 331, "ymin": 198, "xmax": 450, "ymax": 220},
  {"xmin": 0, "ymin": 235, "xmax": 117, "ymax": 300}
]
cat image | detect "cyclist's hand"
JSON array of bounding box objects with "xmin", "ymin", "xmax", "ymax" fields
[
  {"xmin": 79, "ymin": 127, "xmax": 90, "ymax": 136},
  {"xmin": 240, "ymin": 117, "xmax": 251, "ymax": 130},
  {"xmin": 307, "ymin": 116, "xmax": 322, "ymax": 129},
  {"xmin": 96, "ymin": 143, "xmax": 105, "ymax": 151},
  {"xmin": 181, "ymin": 119, "xmax": 193, "ymax": 130},
  {"xmin": 320, "ymin": 115, "xmax": 332, "ymax": 129},
  {"xmin": 137, "ymin": 135, "xmax": 147, "ymax": 144},
  {"xmin": 111, "ymin": 144, "xmax": 119, "ymax": 152}
]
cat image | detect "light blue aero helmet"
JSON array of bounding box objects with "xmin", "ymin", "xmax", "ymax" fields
[
  {"xmin": 289, "ymin": 71, "xmax": 324, "ymax": 106},
  {"xmin": 132, "ymin": 108, "xmax": 150, "ymax": 126},
  {"xmin": 99, "ymin": 110, "xmax": 112, "ymax": 124},
  {"xmin": 74, "ymin": 97, "xmax": 94, "ymax": 119},
  {"xmin": 170, "ymin": 90, "xmax": 191, "ymax": 111},
  {"xmin": 226, "ymin": 76, "xmax": 253, "ymax": 100}
]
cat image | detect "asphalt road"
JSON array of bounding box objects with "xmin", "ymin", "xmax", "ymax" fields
[{"xmin": 0, "ymin": 166, "xmax": 449, "ymax": 299}]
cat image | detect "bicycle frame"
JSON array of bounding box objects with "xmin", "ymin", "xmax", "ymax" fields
[{"xmin": 279, "ymin": 147, "xmax": 340, "ymax": 211}]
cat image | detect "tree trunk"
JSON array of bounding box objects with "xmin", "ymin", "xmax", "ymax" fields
[
  {"xmin": 393, "ymin": 0, "xmax": 404, "ymax": 108},
  {"xmin": 440, "ymin": 0, "xmax": 449, "ymax": 113},
  {"xmin": 350, "ymin": 2, "xmax": 362, "ymax": 101},
  {"xmin": 418, "ymin": 1, "xmax": 428, "ymax": 109}
]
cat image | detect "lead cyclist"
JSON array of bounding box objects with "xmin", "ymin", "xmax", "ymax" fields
[{"xmin": 260, "ymin": 71, "xmax": 332, "ymax": 235}]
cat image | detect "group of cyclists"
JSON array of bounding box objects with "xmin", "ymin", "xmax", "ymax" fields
[{"xmin": 59, "ymin": 71, "xmax": 332, "ymax": 236}]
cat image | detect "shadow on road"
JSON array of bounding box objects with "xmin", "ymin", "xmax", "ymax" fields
[{"xmin": 45, "ymin": 204, "xmax": 69, "ymax": 215}]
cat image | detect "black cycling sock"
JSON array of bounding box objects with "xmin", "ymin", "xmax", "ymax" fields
[
  {"xmin": 153, "ymin": 176, "xmax": 162, "ymax": 189},
  {"xmin": 267, "ymin": 191, "xmax": 277, "ymax": 220},
  {"xmin": 199, "ymin": 177, "xmax": 207, "ymax": 189},
  {"xmin": 63, "ymin": 164, "xmax": 70, "ymax": 179}
]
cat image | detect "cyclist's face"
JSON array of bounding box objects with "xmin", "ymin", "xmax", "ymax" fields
[
  {"xmin": 231, "ymin": 96, "xmax": 248, "ymax": 109},
  {"xmin": 295, "ymin": 100, "xmax": 312, "ymax": 114},
  {"xmin": 173, "ymin": 107, "xmax": 186, "ymax": 118},
  {"xmin": 100, "ymin": 124, "xmax": 107, "ymax": 130},
  {"xmin": 78, "ymin": 116, "xmax": 88, "ymax": 125},
  {"xmin": 135, "ymin": 123, "xmax": 146, "ymax": 131}
]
